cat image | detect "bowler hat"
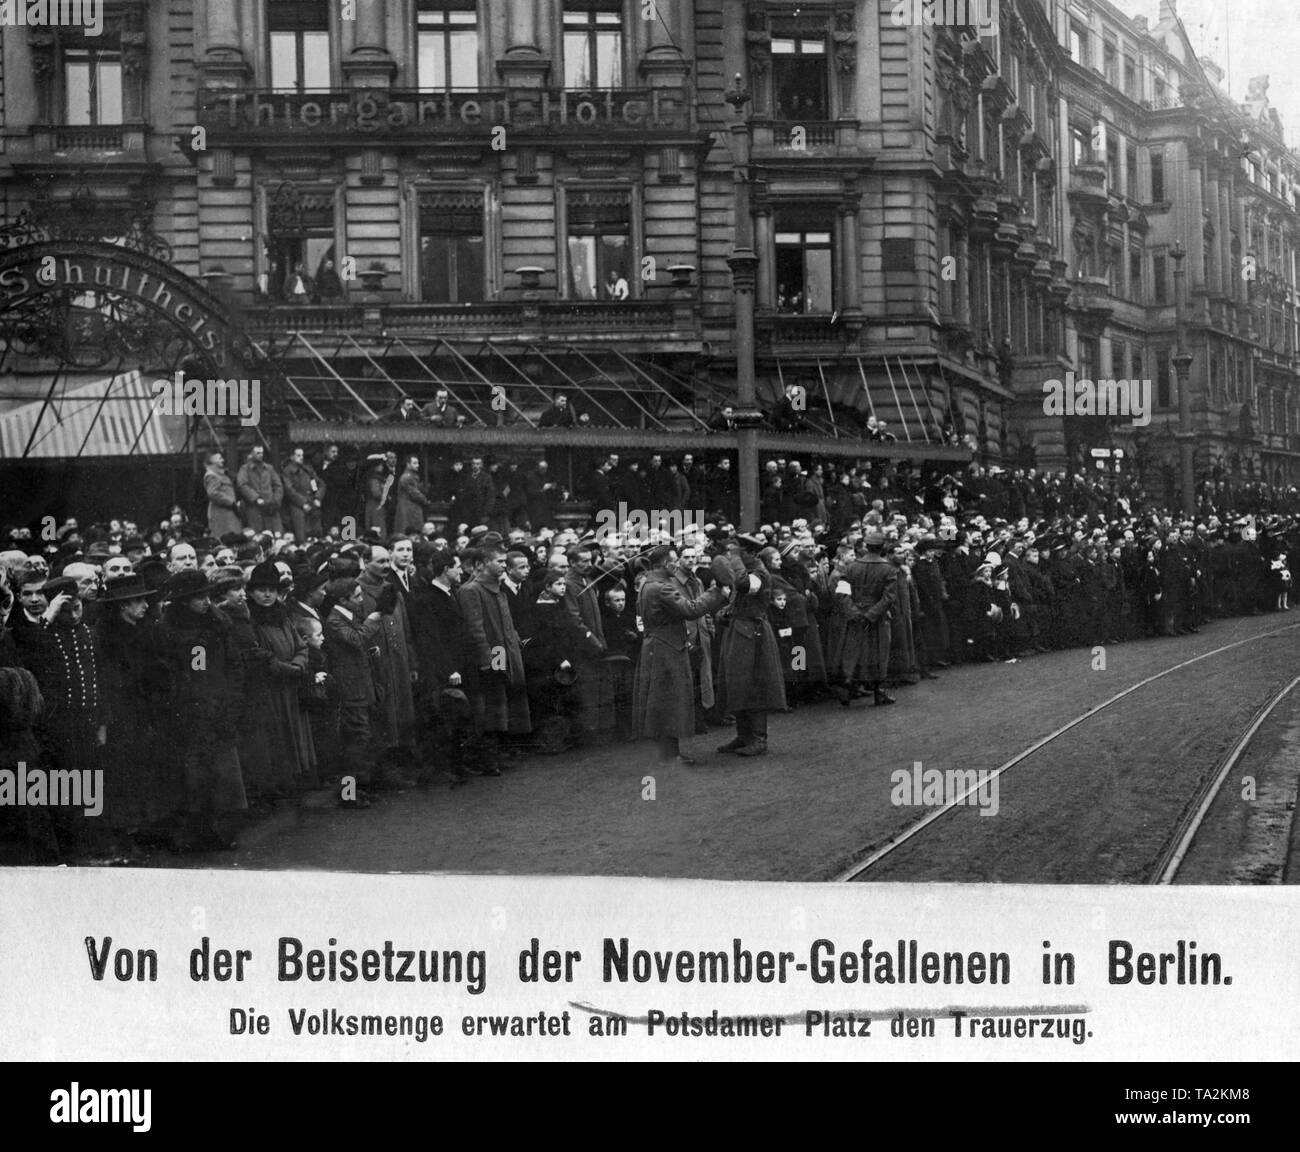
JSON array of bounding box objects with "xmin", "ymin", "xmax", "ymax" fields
[
  {"xmin": 735, "ymin": 532, "xmax": 765, "ymax": 551},
  {"xmin": 99, "ymin": 574, "xmax": 159, "ymax": 603},
  {"xmin": 164, "ymin": 570, "xmax": 212, "ymax": 601}
]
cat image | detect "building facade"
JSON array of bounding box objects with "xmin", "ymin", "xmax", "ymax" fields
[{"xmin": 2, "ymin": 0, "xmax": 1298, "ymax": 515}]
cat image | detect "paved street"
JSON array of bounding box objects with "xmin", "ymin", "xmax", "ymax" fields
[{"xmin": 172, "ymin": 612, "xmax": 1300, "ymax": 883}]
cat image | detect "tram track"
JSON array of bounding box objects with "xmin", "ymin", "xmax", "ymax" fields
[{"xmin": 832, "ymin": 621, "xmax": 1300, "ymax": 884}]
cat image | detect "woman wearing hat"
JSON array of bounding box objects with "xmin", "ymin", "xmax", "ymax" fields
[
  {"xmin": 94, "ymin": 574, "xmax": 172, "ymax": 850},
  {"xmin": 524, "ymin": 569, "xmax": 601, "ymax": 752},
  {"xmin": 246, "ymin": 561, "xmax": 316, "ymax": 792},
  {"xmin": 155, "ymin": 569, "xmax": 247, "ymax": 850}
]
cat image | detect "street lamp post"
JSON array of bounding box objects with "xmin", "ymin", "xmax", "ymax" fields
[
  {"xmin": 725, "ymin": 78, "xmax": 762, "ymax": 531},
  {"xmin": 1170, "ymin": 241, "xmax": 1195, "ymax": 515}
]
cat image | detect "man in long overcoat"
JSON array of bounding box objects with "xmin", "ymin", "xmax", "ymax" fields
[
  {"xmin": 357, "ymin": 546, "xmax": 418, "ymax": 760},
  {"xmin": 236, "ymin": 445, "xmax": 284, "ymax": 533},
  {"xmin": 203, "ymin": 451, "xmax": 242, "ymax": 539},
  {"xmin": 457, "ymin": 543, "xmax": 530, "ymax": 773},
  {"xmin": 633, "ymin": 546, "xmax": 725, "ymax": 763},
  {"xmin": 838, "ymin": 530, "xmax": 897, "ymax": 706},
  {"xmin": 713, "ymin": 534, "xmax": 787, "ymax": 756}
]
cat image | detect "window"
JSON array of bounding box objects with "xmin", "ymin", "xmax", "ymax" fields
[
  {"xmin": 1107, "ymin": 242, "xmax": 1122, "ymax": 295},
  {"xmin": 771, "ymin": 33, "xmax": 829, "ymax": 121},
  {"xmin": 264, "ymin": 185, "xmax": 337, "ymax": 302},
  {"xmin": 1149, "ymin": 151, "xmax": 1165, "ymax": 201},
  {"xmin": 64, "ymin": 44, "xmax": 123, "ymax": 125},
  {"xmin": 1153, "ymin": 75, "xmax": 1167, "ymax": 105},
  {"xmin": 563, "ymin": 0, "xmax": 622, "ymax": 89},
  {"xmin": 1069, "ymin": 24, "xmax": 1089, "ymax": 68},
  {"xmin": 774, "ymin": 209, "xmax": 834, "ymax": 313},
  {"xmin": 1071, "ymin": 126, "xmax": 1092, "ymax": 166},
  {"xmin": 1156, "ymin": 349, "xmax": 1171, "ymax": 408},
  {"xmin": 1129, "ymin": 248, "xmax": 1143, "ymax": 298},
  {"xmin": 1126, "ymin": 141, "xmax": 1138, "ymax": 197},
  {"xmin": 417, "ymin": 0, "xmax": 478, "ymax": 92},
  {"xmin": 1123, "ymin": 55, "xmax": 1137, "ymax": 99},
  {"xmin": 1103, "ymin": 39, "xmax": 1118, "ymax": 86},
  {"xmin": 1106, "ymin": 135, "xmax": 1120, "ymax": 187},
  {"xmin": 419, "ymin": 191, "xmax": 484, "ymax": 303},
  {"xmin": 1152, "ymin": 253, "xmax": 1168, "ymax": 304},
  {"xmin": 1112, "ymin": 338, "xmax": 1127, "ymax": 378},
  {"xmin": 269, "ymin": 0, "xmax": 331, "ymax": 93},
  {"xmin": 566, "ymin": 188, "xmax": 631, "ymax": 300}
]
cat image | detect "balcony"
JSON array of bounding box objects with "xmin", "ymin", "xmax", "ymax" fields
[
  {"xmin": 1068, "ymin": 162, "xmax": 1110, "ymax": 207},
  {"xmin": 11, "ymin": 124, "xmax": 156, "ymax": 177},
  {"xmin": 195, "ymin": 86, "xmax": 693, "ymax": 146}
]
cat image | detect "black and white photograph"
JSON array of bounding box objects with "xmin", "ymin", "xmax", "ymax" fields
[{"xmin": 1, "ymin": 0, "xmax": 1298, "ymax": 1076}]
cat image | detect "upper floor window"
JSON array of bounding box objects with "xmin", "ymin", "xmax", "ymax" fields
[
  {"xmin": 65, "ymin": 44, "xmax": 122, "ymax": 125},
  {"xmin": 269, "ymin": 0, "xmax": 331, "ymax": 93},
  {"xmin": 1150, "ymin": 150, "xmax": 1165, "ymax": 201},
  {"xmin": 1071, "ymin": 125, "xmax": 1091, "ymax": 165},
  {"xmin": 263, "ymin": 183, "xmax": 339, "ymax": 302},
  {"xmin": 1103, "ymin": 38, "xmax": 1118, "ymax": 86},
  {"xmin": 418, "ymin": 0, "xmax": 478, "ymax": 92},
  {"xmin": 563, "ymin": 0, "xmax": 622, "ymax": 89},
  {"xmin": 1069, "ymin": 23, "xmax": 1089, "ymax": 68},
  {"xmin": 771, "ymin": 33, "xmax": 828, "ymax": 121},
  {"xmin": 566, "ymin": 188, "xmax": 632, "ymax": 299},
  {"xmin": 420, "ymin": 191, "xmax": 484, "ymax": 303},
  {"xmin": 775, "ymin": 208, "xmax": 834, "ymax": 314},
  {"xmin": 1123, "ymin": 55, "xmax": 1137, "ymax": 100}
]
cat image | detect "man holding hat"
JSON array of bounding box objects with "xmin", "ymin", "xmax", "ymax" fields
[
  {"xmin": 633, "ymin": 545, "xmax": 727, "ymax": 764},
  {"xmin": 713, "ymin": 533, "xmax": 787, "ymax": 755}
]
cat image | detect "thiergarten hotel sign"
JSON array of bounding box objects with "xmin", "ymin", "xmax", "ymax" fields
[{"xmin": 199, "ymin": 88, "xmax": 688, "ymax": 136}]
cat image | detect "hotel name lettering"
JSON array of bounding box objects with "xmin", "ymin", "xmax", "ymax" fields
[{"xmin": 202, "ymin": 89, "xmax": 687, "ymax": 134}]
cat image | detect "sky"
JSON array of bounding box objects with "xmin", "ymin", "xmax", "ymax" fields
[{"xmin": 1110, "ymin": 0, "xmax": 1300, "ymax": 148}]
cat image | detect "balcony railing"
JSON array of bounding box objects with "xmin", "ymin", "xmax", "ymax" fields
[
  {"xmin": 245, "ymin": 298, "xmax": 689, "ymax": 337},
  {"xmin": 52, "ymin": 126, "xmax": 125, "ymax": 151},
  {"xmin": 196, "ymin": 86, "xmax": 692, "ymax": 140},
  {"xmin": 771, "ymin": 120, "xmax": 837, "ymax": 148},
  {"xmin": 756, "ymin": 312, "xmax": 845, "ymax": 345}
]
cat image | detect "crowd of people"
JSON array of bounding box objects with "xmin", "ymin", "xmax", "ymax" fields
[{"xmin": 2, "ymin": 437, "xmax": 1299, "ymax": 865}]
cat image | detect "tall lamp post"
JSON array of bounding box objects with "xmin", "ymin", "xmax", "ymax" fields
[
  {"xmin": 1170, "ymin": 241, "xmax": 1195, "ymax": 515},
  {"xmin": 725, "ymin": 76, "xmax": 762, "ymax": 531}
]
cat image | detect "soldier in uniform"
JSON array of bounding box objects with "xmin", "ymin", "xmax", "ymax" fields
[{"xmin": 713, "ymin": 534, "xmax": 787, "ymax": 755}]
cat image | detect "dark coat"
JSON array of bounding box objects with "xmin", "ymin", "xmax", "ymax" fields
[
  {"xmin": 457, "ymin": 573, "xmax": 530, "ymax": 734},
  {"xmin": 155, "ymin": 603, "xmax": 247, "ymax": 813},
  {"xmin": 94, "ymin": 610, "xmax": 173, "ymax": 825},
  {"xmin": 715, "ymin": 556, "xmax": 787, "ymax": 713},
  {"xmin": 632, "ymin": 568, "xmax": 724, "ymax": 740},
  {"xmin": 358, "ymin": 569, "xmax": 417, "ymax": 747},
  {"xmin": 408, "ymin": 582, "xmax": 467, "ymax": 693},
  {"xmin": 837, "ymin": 554, "xmax": 896, "ymax": 683},
  {"xmin": 323, "ymin": 604, "xmax": 382, "ymax": 706},
  {"xmin": 248, "ymin": 599, "xmax": 316, "ymax": 785},
  {"xmin": 221, "ymin": 600, "xmax": 281, "ymax": 798}
]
